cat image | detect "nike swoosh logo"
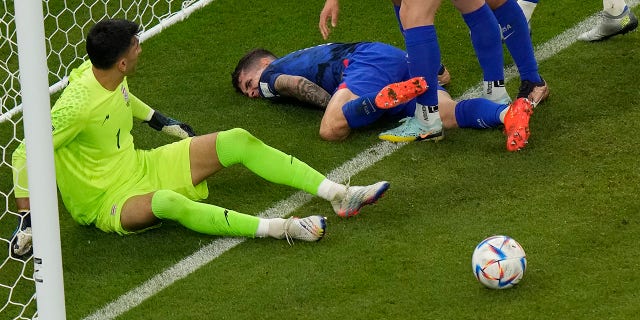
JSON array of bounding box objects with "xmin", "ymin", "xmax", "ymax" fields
[
  {"xmin": 503, "ymin": 31, "xmax": 515, "ymax": 40},
  {"xmin": 224, "ymin": 209, "xmax": 230, "ymax": 226}
]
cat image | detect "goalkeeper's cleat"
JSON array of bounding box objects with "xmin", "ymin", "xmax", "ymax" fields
[
  {"xmin": 379, "ymin": 116, "xmax": 444, "ymax": 143},
  {"xmin": 283, "ymin": 216, "xmax": 326, "ymax": 244},
  {"xmin": 578, "ymin": 8, "xmax": 638, "ymax": 42},
  {"xmin": 11, "ymin": 211, "xmax": 33, "ymax": 258},
  {"xmin": 331, "ymin": 181, "xmax": 390, "ymax": 218},
  {"xmin": 375, "ymin": 77, "xmax": 428, "ymax": 109},
  {"xmin": 438, "ymin": 64, "xmax": 451, "ymax": 86},
  {"xmin": 517, "ymin": 78, "xmax": 549, "ymax": 107},
  {"xmin": 504, "ymin": 97, "xmax": 534, "ymax": 152}
]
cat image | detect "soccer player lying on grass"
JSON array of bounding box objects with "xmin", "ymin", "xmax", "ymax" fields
[
  {"xmin": 9, "ymin": 19, "xmax": 390, "ymax": 258},
  {"xmin": 231, "ymin": 41, "xmax": 534, "ymax": 150}
]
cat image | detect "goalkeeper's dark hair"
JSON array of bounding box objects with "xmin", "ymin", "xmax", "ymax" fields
[
  {"xmin": 86, "ymin": 19, "xmax": 141, "ymax": 69},
  {"xmin": 231, "ymin": 48, "xmax": 277, "ymax": 93}
]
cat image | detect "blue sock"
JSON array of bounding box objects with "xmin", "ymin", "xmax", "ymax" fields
[
  {"xmin": 494, "ymin": 0, "xmax": 541, "ymax": 83},
  {"xmin": 522, "ymin": 0, "xmax": 538, "ymax": 3},
  {"xmin": 393, "ymin": 5, "xmax": 404, "ymax": 34},
  {"xmin": 404, "ymin": 25, "xmax": 439, "ymax": 107},
  {"xmin": 341, "ymin": 94, "xmax": 384, "ymax": 128},
  {"xmin": 454, "ymin": 98, "xmax": 507, "ymax": 129},
  {"xmin": 462, "ymin": 4, "xmax": 504, "ymax": 82}
]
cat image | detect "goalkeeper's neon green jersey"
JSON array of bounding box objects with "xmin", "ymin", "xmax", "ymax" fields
[{"xmin": 12, "ymin": 60, "xmax": 154, "ymax": 225}]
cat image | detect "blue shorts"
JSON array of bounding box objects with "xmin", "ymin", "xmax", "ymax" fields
[{"xmin": 340, "ymin": 42, "xmax": 414, "ymax": 127}]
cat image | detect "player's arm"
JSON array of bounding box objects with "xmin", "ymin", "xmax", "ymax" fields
[
  {"xmin": 10, "ymin": 96, "xmax": 87, "ymax": 201},
  {"xmin": 129, "ymin": 93, "xmax": 196, "ymax": 139},
  {"xmin": 9, "ymin": 94, "xmax": 90, "ymax": 257},
  {"xmin": 274, "ymin": 74, "xmax": 331, "ymax": 109}
]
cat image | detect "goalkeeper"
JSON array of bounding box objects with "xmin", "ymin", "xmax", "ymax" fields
[{"xmin": 10, "ymin": 19, "xmax": 390, "ymax": 257}]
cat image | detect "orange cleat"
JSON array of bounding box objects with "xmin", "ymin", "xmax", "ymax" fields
[
  {"xmin": 504, "ymin": 98, "xmax": 534, "ymax": 152},
  {"xmin": 375, "ymin": 77, "xmax": 428, "ymax": 109}
]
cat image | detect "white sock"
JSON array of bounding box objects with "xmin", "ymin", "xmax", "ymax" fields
[
  {"xmin": 483, "ymin": 80, "xmax": 509, "ymax": 101},
  {"xmin": 317, "ymin": 178, "xmax": 346, "ymax": 202},
  {"xmin": 603, "ymin": 0, "xmax": 627, "ymax": 16},
  {"xmin": 517, "ymin": 0, "xmax": 538, "ymax": 24},
  {"xmin": 500, "ymin": 107, "xmax": 509, "ymax": 123},
  {"xmin": 256, "ymin": 218, "xmax": 287, "ymax": 239},
  {"xmin": 255, "ymin": 218, "xmax": 270, "ymax": 238},
  {"xmin": 414, "ymin": 103, "xmax": 441, "ymax": 127}
]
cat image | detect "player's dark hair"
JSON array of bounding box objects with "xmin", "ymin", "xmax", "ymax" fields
[
  {"xmin": 86, "ymin": 19, "xmax": 140, "ymax": 69},
  {"xmin": 231, "ymin": 48, "xmax": 277, "ymax": 93}
]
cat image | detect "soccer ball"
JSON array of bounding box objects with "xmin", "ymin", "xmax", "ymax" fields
[{"xmin": 471, "ymin": 235, "xmax": 527, "ymax": 289}]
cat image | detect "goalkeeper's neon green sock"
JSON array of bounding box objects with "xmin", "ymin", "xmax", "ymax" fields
[
  {"xmin": 216, "ymin": 128, "xmax": 334, "ymax": 197},
  {"xmin": 152, "ymin": 189, "xmax": 260, "ymax": 237}
]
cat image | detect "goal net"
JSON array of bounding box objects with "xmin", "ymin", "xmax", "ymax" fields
[{"xmin": 1, "ymin": 1, "xmax": 214, "ymax": 318}]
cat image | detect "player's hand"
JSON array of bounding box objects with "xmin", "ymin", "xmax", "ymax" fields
[
  {"xmin": 11, "ymin": 211, "xmax": 32, "ymax": 258},
  {"xmin": 161, "ymin": 118, "xmax": 196, "ymax": 139},
  {"xmin": 145, "ymin": 110, "xmax": 196, "ymax": 139},
  {"xmin": 319, "ymin": 0, "xmax": 340, "ymax": 40}
]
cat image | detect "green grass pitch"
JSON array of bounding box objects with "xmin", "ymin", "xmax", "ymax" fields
[{"xmin": 2, "ymin": 0, "xmax": 640, "ymax": 319}]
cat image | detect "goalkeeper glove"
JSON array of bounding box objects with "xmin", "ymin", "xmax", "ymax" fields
[
  {"xmin": 145, "ymin": 110, "xmax": 196, "ymax": 139},
  {"xmin": 11, "ymin": 210, "xmax": 32, "ymax": 258}
]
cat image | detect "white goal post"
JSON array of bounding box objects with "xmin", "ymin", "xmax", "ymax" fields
[
  {"xmin": 1, "ymin": 1, "xmax": 215, "ymax": 319},
  {"xmin": 14, "ymin": 1, "xmax": 65, "ymax": 319}
]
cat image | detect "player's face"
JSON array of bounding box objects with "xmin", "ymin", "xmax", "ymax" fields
[{"xmin": 238, "ymin": 65, "xmax": 265, "ymax": 99}]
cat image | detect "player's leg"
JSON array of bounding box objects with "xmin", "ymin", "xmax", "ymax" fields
[
  {"xmin": 517, "ymin": 0, "xmax": 538, "ymax": 25},
  {"xmin": 337, "ymin": 41, "xmax": 431, "ymax": 142},
  {"xmin": 112, "ymin": 138, "xmax": 327, "ymax": 240},
  {"xmin": 578, "ymin": 0, "xmax": 638, "ymax": 41},
  {"xmin": 193, "ymin": 129, "xmax": 390, "ymax": 217},
  {"xmin": 342, "ymin": 42, "xmax": 427, "ymax": 112},
  {"xmin": 391, "ymin": 0, "xmax": 450, "ymax": 86},
  {"xmin": 320, "ymin": 89, "xmax": 356, "ymax": 141},
  {"xmin": 455, "ymin": 0, "xmax": 510, "ymax": 105},
  {"xmin": 320, "ymin": 85, "xmax": 411, "ymax": 141},
  {"xmin": 191, "ymin": 130, "xmax": 331, "ymax": 196},
  {"xmin": 488, "ymin": 0, "xmax": 549, "ymax": 105},
  {"xmin": 381, "ymin": 0, "xmax": 443, "ymax": 143},
  {"xmin": 435, "ymin": 90, "xmax": 458, "ymax": 129},
  {"xmin": 104, "ymin": 137, "xmax": 321, "ymax": 241},
  {"xmin": 440, "ymin": 89, "xmax": 533, "ymax": 151},
  {"xmin": 119, "ymin": 191, "xmax": 325, "ymax": 242},
  {"xmin": 326, "ymin": 79, "xmax": 426, "ymax": 140},
  {"xmin": 449, "ymin": 93, "xmax": 508, "ymax": 130}
]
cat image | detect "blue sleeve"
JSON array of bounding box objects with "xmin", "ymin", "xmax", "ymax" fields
[{"xmin": 258, "ymin": 67, "xmax": 282, "ymax": 99}]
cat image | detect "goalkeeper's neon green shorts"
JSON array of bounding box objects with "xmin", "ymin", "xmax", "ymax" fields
[{"xmin": 95, "ymin": 138, "xmax": 208, "ymax": 235}]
